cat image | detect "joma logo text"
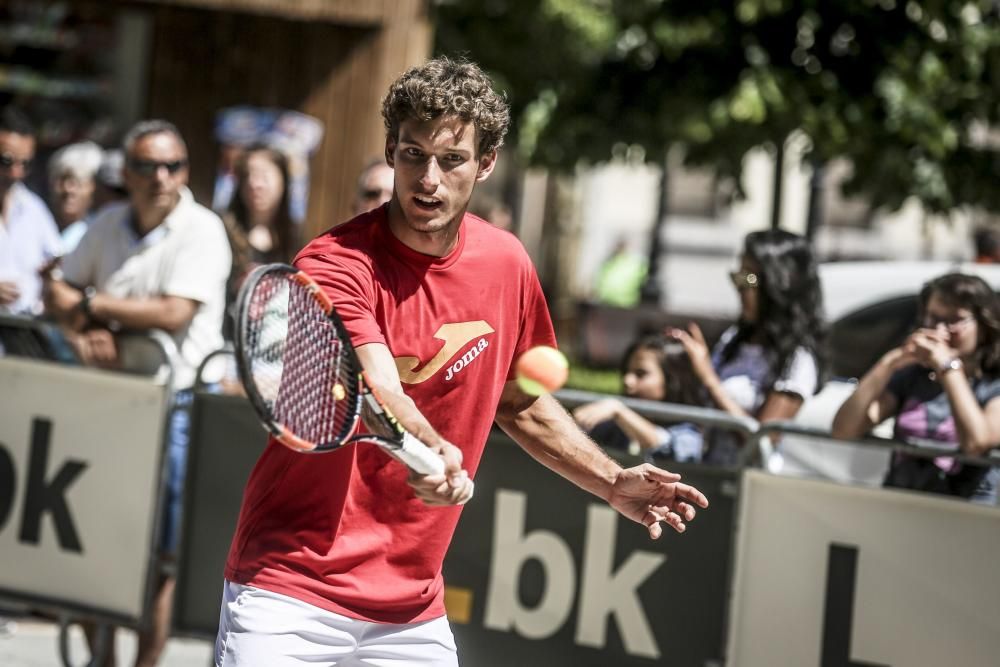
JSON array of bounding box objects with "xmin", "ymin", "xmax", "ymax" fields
[{"xmin": 445, "ymin": 338, "xmax": 489, "ymax": 381}]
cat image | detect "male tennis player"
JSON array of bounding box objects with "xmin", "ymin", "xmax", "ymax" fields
[{"xmin": 217, "ymin": 57, "xmax": 708, "ymax": 666}]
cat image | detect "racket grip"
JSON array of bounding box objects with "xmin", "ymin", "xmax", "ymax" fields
[{"xmin": 390, "ymin": 432, "xmax": 447, "ymax": 476}]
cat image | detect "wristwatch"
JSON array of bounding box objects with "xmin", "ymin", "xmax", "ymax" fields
[
  {"xmin": 938, "ymin": 357, "xmax": 964, "ymax": 375},
  {"xmin": 79, "ymin": 286, "xmax": 97, "ymax": 319}
]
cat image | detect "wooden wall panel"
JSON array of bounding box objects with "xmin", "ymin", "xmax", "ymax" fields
[
  {"xmin": 128, "ymin": 0, "xmax": 400, "ymax": 26},
  {"xmin": 60, "ymin": 0, "xmax": 432, "ymax": 241},
  {"xmin": 139, "ymin": 3, "xmax": 430, "ymax": 241}
]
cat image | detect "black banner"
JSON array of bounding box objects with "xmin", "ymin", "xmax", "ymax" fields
[
  {"xmin": 173, "ymin": 392, "xmax": 268, "ymax": 637},
  {"xmin": 444, "ymin": 433, "xmax": 736, "ymax": 666}
]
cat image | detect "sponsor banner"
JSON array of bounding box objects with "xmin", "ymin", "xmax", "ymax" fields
[
  {"xmin": 445, "ymin": 433, "xmax": 736, "ymax": 666},
  {"xmin": 172, "ymin": 401, "xmax": 737, "ymax": 664},
  {"xmin": 0, "ymin": 357, "xmax": 168, "ymax": 622},
  {"xmin": 728, "ymin": 470, "xmax": 1000, "ymax": 666}
]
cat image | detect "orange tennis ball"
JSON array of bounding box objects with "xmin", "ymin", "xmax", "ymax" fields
[{"xmin": 515, "ymin": 346, "xmax": 569, "ymax": 396}]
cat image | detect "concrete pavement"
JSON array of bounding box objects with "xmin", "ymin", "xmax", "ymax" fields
[{"xmin": 0, "ymin": 619, "xmax": 212, "ymax": 666}]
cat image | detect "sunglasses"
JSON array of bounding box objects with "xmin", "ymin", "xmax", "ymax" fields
[
  {"xmin": 126, "ymin": 158, "xmax": 188, "ymax": 176},
  {"xmin": 0, "ymin": 152, "xmax": 32, "ymax": 170},
  {"xmin": 729, "ymin": 270, "xmax": 759, "ymax": 290}
]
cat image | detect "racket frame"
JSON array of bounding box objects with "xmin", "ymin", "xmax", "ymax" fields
[{"xmin": 234, "ymin": 264, "xmax": 445, "ymax": 475}]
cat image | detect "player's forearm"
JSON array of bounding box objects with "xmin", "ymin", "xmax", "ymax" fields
[
  {"xmin": 373, "ymin": 383, "xmax": 448, "ymax": 449},
  {"xmin": 496, "ymin": 390, "xmax": 620, "ymax": 501}
]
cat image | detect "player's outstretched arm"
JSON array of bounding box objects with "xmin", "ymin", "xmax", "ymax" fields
[
  {"xmin": 356, "ymin": 343, "xmax": 473, "ymax": 505},
  {"xmin": 494, "ymin": 382, "xmax": 709, "ymax": 538}
]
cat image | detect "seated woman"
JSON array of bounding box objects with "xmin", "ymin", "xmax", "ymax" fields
[
  {"xmin": 832, "ymin": 273, "xmax": 1000, "ymax": 504},
  {"xmin": 668, "ymin": 229, "xmax": 827, "ymax": 465},
  {"xmin": 573, "ymin": 334, "xmax": 706, "ymax": 463}
]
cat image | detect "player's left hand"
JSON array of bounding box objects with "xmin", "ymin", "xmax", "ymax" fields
[
  {"xmin": 608, "ymin": 463, "xmax": 709, "ymax": 539},
  {"xmin": 407, "ymin": 440, "xmax": 475, "ymax": 506}
]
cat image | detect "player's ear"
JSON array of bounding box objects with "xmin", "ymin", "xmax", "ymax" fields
[
  {"xmin": 385, "ymin": 135, "xmax": 396, "ymax": 168},
  {"xmin": 476, "ymin": 150, "xmax": 497, "ymax": 182}
]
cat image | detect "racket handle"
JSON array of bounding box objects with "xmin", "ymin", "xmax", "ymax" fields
[{"xmin": 388, "ymin": 432, "xmax": 447, "ymax": 476}]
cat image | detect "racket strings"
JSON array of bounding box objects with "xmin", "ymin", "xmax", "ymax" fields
[{"xmin": 244, "ymin": 273, "xmax": 362, "ymax": 447}]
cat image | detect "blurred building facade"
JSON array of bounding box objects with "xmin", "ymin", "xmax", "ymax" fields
[{"xmin": 525, "ymin": 135, "xmax": 995, "ymax": 320}]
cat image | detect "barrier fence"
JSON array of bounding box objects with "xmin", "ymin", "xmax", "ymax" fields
[{"xmin": 3, "ymin": 343, "xmax": 1000, "ymax": 666}]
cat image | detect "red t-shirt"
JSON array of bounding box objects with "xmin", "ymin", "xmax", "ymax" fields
[{"xmin": 224, "ymin": 206, "xmax": 556, "ymax": 623}]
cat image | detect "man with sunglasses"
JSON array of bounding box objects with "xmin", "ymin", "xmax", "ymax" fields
[
  {"xmin": 43, "ymin": 118, "xmax": 231, "ymax": 667},
  {"xmin": 0, "ymin": 106, "xmax": 61, "ymax": 314}
]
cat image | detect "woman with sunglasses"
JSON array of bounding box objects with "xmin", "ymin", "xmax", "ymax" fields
[
  {"xmin": 668, "ymin": 229, "xmax": 827, "ymax": 465},
  {"xmin": 833, "ymin": 273, "xmax": 1000, "ymax": 503}
]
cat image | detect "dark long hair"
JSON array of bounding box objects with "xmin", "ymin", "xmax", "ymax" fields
[
  {"xmin": 719, "ymin": 229, "xmax": 827, "ymax": 389},
  {"xmin": 622, "ymin": 335, "xmax": 708, "ymax": 408},
  {"xmin": 225, "ymin": 143, "xmax": 296, "ymax": 270},
  {"xmin": 920, "ymin": 273, "xmax": 1000, "ymax": 376}
]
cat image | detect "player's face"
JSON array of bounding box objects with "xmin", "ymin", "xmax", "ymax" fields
[
  {"xmin": 124, "ymin": 132, "xmax": 189, "ymax": 216},
  {"xmin": 622, "ymin": 348, "xmax": 667, "ymax": 401},
  {"xmin": 386, "ymin": 115, "xmax": 496, "ymax": 254},
  {"xmin": 0, "ymin": 130, "xmax": 34, "ymax": 196}
]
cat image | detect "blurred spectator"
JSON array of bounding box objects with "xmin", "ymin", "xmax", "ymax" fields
[
  {"xmin": 47, "ymin": 140, "xmax": 103, "ymax": 252},
  {"xmin": 593, "ymin": 236, "xmax": 647, "ymax": 307},
  {"xmin": 221, "ymin": 143, "xmax": 298, "ymax": 334},
  {"xmin": 573, "ymin": 333, "xmax": 706, "ymax": 462},
  {"xmin": 42, "ymin": 119, "xmax": 231, "ymax": 666},
  {"xmin": 669, "ymin": 229, "xmax": 826, "ymax": 465},
  {"xmin": 0, "ymin": 106, "xmax": 61, "ymax": 315},
  {"xmin": 352, "ymin": 157, "xmax": 393, "ymax": 215},
  {"xmin": 92, "ymin": 148, "xmax": 128, "ymax": 212},
  {"xmin": 469, "ymin": 193, "xmax": 514, "ymax": 232},
  {"xmin": 833, "ymin": 273, "xmax": 1000, "ymax": 504},
  {"xmin": 213, "ymin": 141, "xmax": 244, "ymax": 212},
  {"xmin": 973, "ymin": 226, "xmax": 1000, "ymax": 264}
]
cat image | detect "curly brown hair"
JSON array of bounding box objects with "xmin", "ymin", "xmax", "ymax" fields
[{"xmin": 381, "ymin": 56, "xmax": 510, "ymax": 156}]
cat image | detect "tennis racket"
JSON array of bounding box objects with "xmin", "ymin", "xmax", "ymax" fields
[{"xmin": 233, "ymin": 263, "xmax": 445, "ymax": 475}]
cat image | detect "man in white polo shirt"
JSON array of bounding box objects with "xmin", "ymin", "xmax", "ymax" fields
[{"xmin": 43, "ymin": 119, "xmax": 231, "ymax": 667}]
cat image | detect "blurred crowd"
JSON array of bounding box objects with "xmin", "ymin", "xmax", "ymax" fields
[
  {"xmin": 2, "ymin": 98, "xmax": 1000, "ymax": 663},
  {"xmin": 3, "ymin": 99, "xmax": 999, "ymax": 508}
]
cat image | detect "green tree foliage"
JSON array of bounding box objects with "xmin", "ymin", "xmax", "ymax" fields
[{"xmin": 434, "ymin": 0, "xmax": 1000, "ymax": 213}]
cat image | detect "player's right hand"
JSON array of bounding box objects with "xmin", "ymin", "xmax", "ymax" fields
[{"xmin": 407, "ymin": 440, "xmax": 474, "ymax": 506}]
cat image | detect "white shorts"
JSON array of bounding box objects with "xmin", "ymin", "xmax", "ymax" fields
[{"xmin": 215, "ymin": 580, "xmax": 458, "ymax": 666}]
